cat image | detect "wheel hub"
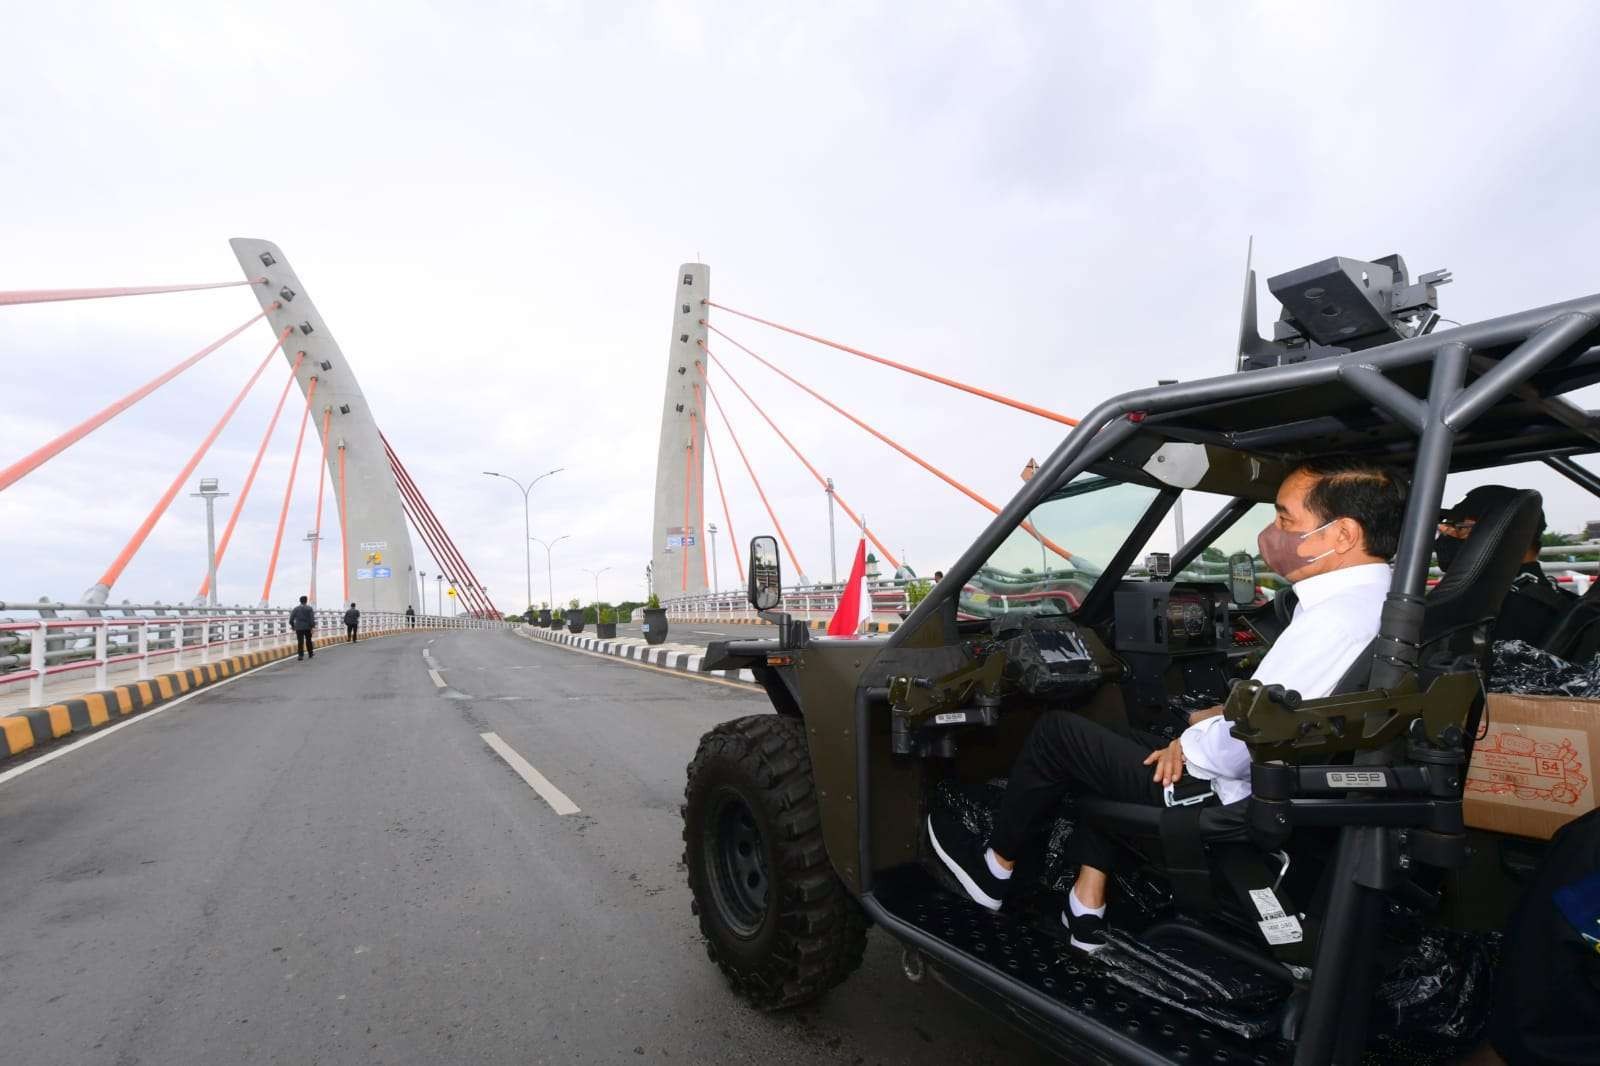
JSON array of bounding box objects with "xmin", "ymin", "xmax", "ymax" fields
[{"xmin": 704, "ymin": 787, "xmax": 769, "ymax": 938}]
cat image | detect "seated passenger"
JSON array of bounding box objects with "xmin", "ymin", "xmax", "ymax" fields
[
  {"xmin": 928, "ymin": 456, "xmax": 1405, "ymax": 952},
  {"xmin": 1437, "ymin": 486, "xmax": 1575, "ymax": 646}
]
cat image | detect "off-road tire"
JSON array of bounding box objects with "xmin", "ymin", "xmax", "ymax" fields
[{"xmin": 683, "ymin": 714, "xmax": 868, "ymax": 1009}]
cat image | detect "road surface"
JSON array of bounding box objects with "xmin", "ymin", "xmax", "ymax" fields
[{"xmin": 0, "ymin": 628, "xmax": 1054, "ymax": 1065}]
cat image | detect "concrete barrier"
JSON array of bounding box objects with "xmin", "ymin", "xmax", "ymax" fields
[{"xmin": 519, "ymin": 626, "xmax": 758, "ymax": 683}]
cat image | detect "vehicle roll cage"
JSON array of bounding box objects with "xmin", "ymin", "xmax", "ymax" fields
[
  {"xmin": 867, "ymin": 287, "xmax": 1600, "ymax": 1065},
  {"xmin": 896, "ymin": 294, "xmax": 1600, "ymax": 679}
]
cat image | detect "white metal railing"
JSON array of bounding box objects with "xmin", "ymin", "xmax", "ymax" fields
[
  {"xmin": 664, "ymin": 584, "xmax": 912, "ymax": 623},
  {"xmin": 0, "ymin": 600, "xmax": 508, "ymax": 707}
]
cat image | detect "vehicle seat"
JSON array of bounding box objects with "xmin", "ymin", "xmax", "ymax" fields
[
  {"xmin": 1327, "ymin": 488, "xmax": 1546, "ymax": 694},
  {"xmin": 1541, "ymin": 577, "xmax": 1600, "ymax": 661}
]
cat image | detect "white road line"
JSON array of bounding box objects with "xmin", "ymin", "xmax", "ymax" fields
[
  {"xmin": 479, "ymin": 732, "xmax": 580, "ymax": 815},
  {"xmin": 428, "ymin": 669, "xmax": 447, "ymax": 688},
  {"xmin": 0, "ymin": 656, "xmax": 295, "ymax": 788}
]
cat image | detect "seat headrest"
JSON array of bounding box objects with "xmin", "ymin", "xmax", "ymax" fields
[{"xmin": 1424, "ymin": 489, "xmax": 1544, "ymax": 643}]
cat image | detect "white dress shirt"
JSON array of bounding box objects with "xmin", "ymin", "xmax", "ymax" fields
[{"xmin": 1179, "ymin": 562, "xmax": 1392, "ymax": 804}]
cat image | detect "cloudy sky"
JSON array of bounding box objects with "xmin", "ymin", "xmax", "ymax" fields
[{"xmin": 5, "ymin": 1, "xmax": 1600, "ymax": 613}]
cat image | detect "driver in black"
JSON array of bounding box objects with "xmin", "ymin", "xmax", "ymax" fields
[{"xmin": 1437, "ymin": 485, "xmax": 1575, "ymax": 646}]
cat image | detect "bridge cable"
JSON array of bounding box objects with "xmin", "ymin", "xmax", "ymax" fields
[
  {"xmin": 199, "ymin": 350, "xmax": 306, "ymax": 600},
  {"xmin": 380, "ymin": 434, "xmax": 498, "ymax": 616},
  {"xmin": 705, "ymin": 326, "xmax": 1071, "ymax": 564},
  {"xmin": 382, "ymin": 442, "xmax": 494, "ymax": 617},
  {"xmin": 699, "ymin": 350, "xmax": 901, "ymax": 572},
  {"xmin": 0, "ymin": 307, "xmax": 274, "ymax": 493},
  {"xmin": 384, "ymin": 459, "xmax": 481, "ymax": 614},
  {"xmin": 705, "ymin": 302, "xmax": 1078, "ymax": 427},
  {"xmin": 260, "ymin": 375, "xmax": 320, "ymax": 604},
  {"xmin": 701, "ymin": 410, "xmax": 744, "ymax": 585},
  {"xmin": 680, "ymin": 410, "xmax": 697, "ymax": 593},
  {"xmin": 0, "ymin": 278, "xmax": 262, "ymax": 307},
  {"xmin": 93, "ymin": 325, "xmax": 293, "ymax": 594},
  {"xmin": 699, "ymin": 381, "xmax": 809, "ymax": 583},
  {"xmin": 309, "ymin": 407, "xmax": 335, "ymax": 603},
  {"xmin": 338, "ymin": 443, "xmax": 350, "ymax": 604}
]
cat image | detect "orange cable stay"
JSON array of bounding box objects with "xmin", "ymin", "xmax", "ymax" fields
[
  {"xmin": 701, "ymin": 382, "xmax": 808, "ymax": 582},
  {"xmin": 699, "ymin": 352, "xmax": 900, "ymax": 572},
  {"xmin": 260, "ymin": 375, "xmax": 320, "ymax": 604},
  {"xmin": 199, "ymin": 343, "xmax": 303, "ymax": 599},
  {"xmin": 0, "ymin": 307, "xmax": 273, "ymax": 493},
  {"xmin": 705, "ymin": 302, "xmax": 1078, "ymax": 427},
  {"xmin": 309, "ymin": 407, "xmax": 334, "ymax": 603},
  {"xmin": 338, "ymin": 442, "xmax": 350, "ymax": 604},
  {"xmin": 681, "ymin": 410, "xmax": 697, "ymax": 592},
  {"xmin": 701, "ymin": 413, "xmax": 744, "ymax": 585},
  {"xmin": 95, "ymin": 323, "xmax": 290, "ymax": 592},
  {"xmin": 704, "ymin": 329, "xmax": 1070, "ymax": 563}
]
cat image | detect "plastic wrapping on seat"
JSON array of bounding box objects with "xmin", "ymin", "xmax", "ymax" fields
[
  {"xmin": 1487, "ymin": 639, "xmax": 1600, "ymax": 696},
  {"xmin": 1096, "ymin": 928, "xmax": 1288, "ymax": 1039},
  {"xmin": 1367, "ymin": 928, "xmax": 1501, "ymax": 1057}
]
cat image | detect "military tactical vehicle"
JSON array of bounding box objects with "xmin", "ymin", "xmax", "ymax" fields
[{"xmin": 683, "ymin": 251, "xmax": 1600, "ymax": 1065}]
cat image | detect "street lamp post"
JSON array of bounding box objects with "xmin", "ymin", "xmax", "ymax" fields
[
  {"xmin": 483, "ymin": 469, "xmax": 563, "ymax": 614},
  {"xmin": 581, "ymin": 566, "xmax": 611, "ymax": 619},
  {"xmin": 530, "ymin": 534, "xmax": 570, "ymax": 611},
  {"xmin": 826, "ymin": 478, "xmax": 838, "ymax": 586},
  {"xmin": 191, "ymin": 477, "xmax": 229, "ymax": 606},
  {"xmin": 707, "ymin": 523, "xmax": 720, "ymax": 593},
  {"xmin": 436, "ymin": 573, "xmax": 443, "ymax": 616}
]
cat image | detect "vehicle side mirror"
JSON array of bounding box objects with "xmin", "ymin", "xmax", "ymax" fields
[
  {"xmin": 1228, "ymin": 551, "xmax": 1256, "ymax": 605},
  {"xmin": 749, "ymin": 535, "xmax": 782, "ymax": 610}
]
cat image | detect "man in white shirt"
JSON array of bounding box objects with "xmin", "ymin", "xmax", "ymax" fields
[{"xmin": 929, "ymin": 456, "xmax": 1405, "ymax": 952}]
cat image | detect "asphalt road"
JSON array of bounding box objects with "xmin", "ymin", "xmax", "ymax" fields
[{"xmin": 0, "ymin": 628, "xmax": 1054, "ymax": 1065}]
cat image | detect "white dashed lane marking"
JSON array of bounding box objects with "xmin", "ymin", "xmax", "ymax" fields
[{"xmin": 480, "ymin": 732, "xmax": 581, "ymax": 815}]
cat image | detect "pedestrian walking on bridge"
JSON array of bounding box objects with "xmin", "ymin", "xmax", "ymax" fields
[
  {"xmin": 291, "ymin": 596, "xmax": 316, "ymax": 660},
  {"xmin": 405, "ymin": 604, "xmax": 416, "ymax": 627},
  {"xmin": 344, "ymin": 602, "xmax": 361, "ymax": 643}
]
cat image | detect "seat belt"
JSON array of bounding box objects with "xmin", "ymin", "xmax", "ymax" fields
[{"xmin": 1159, "ymin": 803, "xmax": 1217, "ymax": 911}]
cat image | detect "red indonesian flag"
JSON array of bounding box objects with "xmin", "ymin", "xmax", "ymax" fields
[{"xmin": 827, "ymin": 537, "xmax": 873, "ymax": 637}]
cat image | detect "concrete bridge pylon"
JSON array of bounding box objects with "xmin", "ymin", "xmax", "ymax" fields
[
  {"xmin": 652, "ymin": 264, "xmax": 711, "ymax": 598},
  {"xmin": 226, "ymin": 238, "xmax": 417, "ymax": 613}
]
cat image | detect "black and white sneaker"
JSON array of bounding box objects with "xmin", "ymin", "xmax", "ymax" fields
[
  {"xmin": 926, "ymin": 812, "xmax": 1008, "ymax": 912},
  {"xmin": 1062, "ymin": 907, "xmax": 1108, "ymax": 954}
]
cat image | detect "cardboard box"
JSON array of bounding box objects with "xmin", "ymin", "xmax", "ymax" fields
[{"xmin": 1465, "ymin": 693, "xmax": 1598, "ymax": 840}]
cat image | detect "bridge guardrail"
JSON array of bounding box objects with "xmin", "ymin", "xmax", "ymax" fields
[{"xmin": 0, "ymin": 601, "xmax": 505, "ymax": 707}]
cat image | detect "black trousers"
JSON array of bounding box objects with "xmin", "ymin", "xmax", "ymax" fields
[
  {"xmin": 296, "ymin": 630, "xmax": 314, "ymax": 657},
  {"xmin": 346, "ymin": 624, "xmax": 357, "ymax": 642},
  {"xmin": 989, "ymin": 711, "xmax": 1166, "ymax": 872}
]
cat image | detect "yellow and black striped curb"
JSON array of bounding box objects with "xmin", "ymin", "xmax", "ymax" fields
[
  {"xmin": 668, "ymin": 615, "xmax": 902, "ymax": 633},
  {"xmin": 0, "ymin": 625, "xmax": 446, "ymax": 762}
]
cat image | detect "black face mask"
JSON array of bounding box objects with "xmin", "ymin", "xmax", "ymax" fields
[{"xmin": 1434, "ymin": 531, "xmax": 1465, "ymax": 573}]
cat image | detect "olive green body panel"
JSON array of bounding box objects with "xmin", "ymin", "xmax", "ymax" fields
[{"xmin": 790, "ymin": 636, "xmax": 970, "ymax": 894}]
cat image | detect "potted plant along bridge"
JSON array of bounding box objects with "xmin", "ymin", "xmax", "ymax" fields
[
  {"xmin": 537, "ymin": 603, "xmax": 552, "ymax": 627},
  {"xmin": 566, "ymin": 598, "xmax": 585, "ymax": 634},
  {"xmin": 641, "ymin": 593, "xmax": 668, "ymax": 646},
  {"xmin": 595, "ymin": 603, "xmax": 617, "ymax": 639}
]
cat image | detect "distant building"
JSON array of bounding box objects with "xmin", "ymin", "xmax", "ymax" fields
[{"xmin": 1585, "ymin": 520, "xmax": 1600, "ymax": 542}]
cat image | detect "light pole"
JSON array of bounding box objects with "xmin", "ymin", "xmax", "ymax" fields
[
  {"xmin": 304, "ymin": 529, "xmax": 322, "ymax": 604},
  {"xmin": 826, "ymin": 478, "xmax": 838, "ymax": 586},
  {"xmin": 483, "ymin": 468, "xmax": 563, "ymax": 614},
  {"xmin": 707, "ymin": 523, "xmax": 720, "ymax": 592},
  {"xmin": 436, "ymin": 573, "xmax": 443, "ymax": 616},
  {"xmin": 581, "ymin": 566, "xmax": 611, "ymax": 622},
  {"xmin": 191, "ymin": 477, "xmax": 229, "ymax": 605},
  {"xmin": 531, "ymin": 534, "xmax": 570, "ymax": 611}
]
